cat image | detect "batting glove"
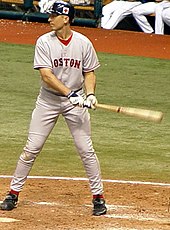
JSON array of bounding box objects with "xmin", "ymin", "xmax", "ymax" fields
[
  {"xmin": 83, "ymin": 93, "xmax": 98, "ymax": 109},
  {"xmin": 67, "ymin": 91, "xmax": 84, "ymax": 107}
]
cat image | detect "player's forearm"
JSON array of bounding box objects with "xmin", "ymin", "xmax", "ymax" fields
[
  {"xmin": 84, "ymin": 72, "xmax": 96, "ymax": 96},
  {"xmin": 39, "ymin": 68, "xmax": 70, "ymax": 96}
]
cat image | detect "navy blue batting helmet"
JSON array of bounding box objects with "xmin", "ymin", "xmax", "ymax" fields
[{"xmin": 48, "ymin": 1, "xmax": 75, "ymax": 21}]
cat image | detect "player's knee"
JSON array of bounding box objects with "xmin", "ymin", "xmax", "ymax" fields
[
  {"xmin": 102, "ymin": 9, "xmax": 107, "ymax": 15},
  {"xmin": 24, "ymin": 136, "xmax": 44, "ymax": 155},
  {"xmin": 20, "ymin": 151, "xmax": 37, "ymax": 163},
  {"xmin": 163, "ymin": 11, "xmax": 169, "ymax": 21},
  {"xmin": 132, "ymin": 10, "xmax": 139, "ymax": 16}
]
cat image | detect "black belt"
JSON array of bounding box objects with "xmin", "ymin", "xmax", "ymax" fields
[{"xmin": 43, "ymin": 87, "xmax": 83, "ymax": 97}]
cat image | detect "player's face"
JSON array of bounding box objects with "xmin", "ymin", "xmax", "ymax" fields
[{"xmin": 48, "ymin": 14, "xmax": 68, "ymax": 31}]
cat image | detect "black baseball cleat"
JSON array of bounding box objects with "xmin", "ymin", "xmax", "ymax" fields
[
  {"xmin": 0, "ymin": 193, "xmax": 18, "ymax": 211},
  {"xmin": 92, "ymin": 197, "xmax": 107, "ymax": 216}
]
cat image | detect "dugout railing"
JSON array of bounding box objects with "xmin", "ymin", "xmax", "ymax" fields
[
  {"xmin": 1, "ymin": 0, "xmax": 169, "ymax": 33},
  {"xmin": 0, "ymin": 0, "xmax": 112, "ymax": 27}
]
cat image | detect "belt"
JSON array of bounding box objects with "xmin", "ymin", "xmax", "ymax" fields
[{"xmin": 43, "ymin": 87, "xmax": 83, "ymax": 97}]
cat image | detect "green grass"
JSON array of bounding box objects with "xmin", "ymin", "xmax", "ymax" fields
[{"xmin": 0, "ymin": 42, "xmax": 170, "ymax": 183}]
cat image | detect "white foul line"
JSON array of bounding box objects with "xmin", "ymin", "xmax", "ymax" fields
[{"xmin": 0, "ymin": 175, "xmax": 170, "ymax": 187}]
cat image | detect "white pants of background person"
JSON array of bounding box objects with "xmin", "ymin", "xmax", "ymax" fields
[
  {"xmin": 155, "ymin": 1, "xmax": 170, "ymax": 34},
  {"xmin": 162, "ymin": 6, "xmax": 170, "ymax": 26},
  {"xmin": 39, "ymin": 0, "xmax": 56, "ymax": 13},
  {"xmin": 132, "ymin": 2, "xmax": 157, "ymax": 33},
  {"xmin": 101, "ymin": 0, "xmax": 141, "ymax": 29}
]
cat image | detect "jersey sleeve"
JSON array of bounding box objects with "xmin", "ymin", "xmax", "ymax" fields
[
  {"xmin": 34, "ymin": 37, "xmax": 52, "ymax": 70},
  {"xmin": 83, "ymin": 41, "xmax": 100, "ymax": 73}
]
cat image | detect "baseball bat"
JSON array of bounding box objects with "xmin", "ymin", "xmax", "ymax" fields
[{"xmin": 96, "ymin": 103, "xmax": 163, "ymax": 123}]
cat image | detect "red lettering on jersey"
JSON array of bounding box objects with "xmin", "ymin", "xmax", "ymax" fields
[
  {"xmin": 54, "ymin": 59, "xmax": 58, "ymax": 67},
  {"xmin": 53, "ymin": 58, "xmax": 81, "ymax": 69},
  {"xmin": 70, "ymin": 59, "xmax": 74, "ymax": 67},
  {"xmin": 64, "ymin": 58, "xmax": 69, "ymax": 66},
  {"xmin": 59, "ymin": 58, "xmax": 63, "ymax": 66},
  {"xmin": 74, "ymin": 60, "xmax": 81, "ymax": 69}
]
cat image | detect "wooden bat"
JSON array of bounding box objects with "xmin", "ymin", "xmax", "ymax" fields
[{"xmin": 96, "ymin": 103, "xmax": 163, "ymax": 123}]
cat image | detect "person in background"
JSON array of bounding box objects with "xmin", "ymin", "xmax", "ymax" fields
[
  {"xmin": 0, "ymin": 0, "xmax": 107, "ymax": 216},
  {"xmin": 39, "ymin": 0, "xmax": 56, "ymax": 13},
  {"xmin": 132, "ymin": 0, "xmax": 170, "ymax": 34},
  {"xmin": 162, "ymin": 5, "xmax": 170, "ymax": 28},
  {"xmin": 101, "ymin": 0, "xmax": 142, "ymax": 30},
  {"xmin": 69, "ymin": 0, "xmax": 91, "ymax": 5},
  {"xmin": 39, "ymin": 0, "xmax": 91, "ymax": 12},
  {"xmin": 155, "ymin": 0, "xmax": 170, "ymax": 34}
]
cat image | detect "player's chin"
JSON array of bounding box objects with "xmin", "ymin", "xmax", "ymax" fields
[
  {"xmin": 50, "ymin": 25, "xmax": 62, "ymax": 32},
  {"xmin": 50, "ymin": 25, "xmax": 55, "ymax": 30},
  {"xmin": 49, "ymin": 24, "xmax": 56, "ymax": 30}
]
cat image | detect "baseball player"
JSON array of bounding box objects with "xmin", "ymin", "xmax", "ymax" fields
[
  {"xmin": 0, "ymin": 1, "xmax": 107, "ymax": 216},
  {"xmin": 162, "ymin": 6, "xmax": 170, "ymax": 27},
  {"xmin": 155, "ymin": 0, "xmax": 170, "ymax": 34},
  {"xmin": 101, "ymin": 0, "xmax": 142, "ymax": 30},
  {"xmin": 132, "ymin": 0, "xmax": 170, "ymax": 34},
  {"xmin": 39, "ymin": 0, "xmax": 56, "ymax": 13}
]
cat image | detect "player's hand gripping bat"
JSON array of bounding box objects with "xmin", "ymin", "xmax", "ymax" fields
[{"xmin": 95, "ymin": 103, "xmax": 163, "ymax": 123}]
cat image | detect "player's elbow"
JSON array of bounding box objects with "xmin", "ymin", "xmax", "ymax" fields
[
  {"xmin": 41, "ymin": 74, "xmax": 52, "ymax": 84},
  {"xmin": 39, "ymin": 68, "xmax": 54, "ymax": 84}
]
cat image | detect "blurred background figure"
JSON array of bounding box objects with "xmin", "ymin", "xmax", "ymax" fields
[
  {"xmin": 39, "ymin": 0, "xmax": 56, "ymax": 13},
  {"xmin": 132, "ymin": 0, "xmax": 159, "ymax": 33},
  {"xmin": 101, "ymin": 0, "xmax": 142, "ymax": 29},
  {"xmin": 69, "ymin": 0, "xmax": 91, "ymax": 5},
  {"xmin": 155, "ymin": 0, "xmax": 170, "ymax": 34},
  {"xmin": 132, "ymin": 0, "xmax": 170, "ymax": 34},
  {"xmin": 162, "ymin": 6, "xmax": 170, "ymax": 28},
  {"xmin": 39, "ymin": 0, "xmax": 91, "ymax": 11}
]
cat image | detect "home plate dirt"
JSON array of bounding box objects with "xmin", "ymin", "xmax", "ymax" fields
[{"xmin": 1, "ymin": 178, "xmax": 170, "ymax": 230}]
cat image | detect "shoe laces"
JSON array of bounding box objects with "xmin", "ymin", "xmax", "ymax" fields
[
  {"xmin": 5, "ymin": 194, "xmax": 18, "ymax": 203},
  {"xmin": 93, "ymin": 197, "xmax": 105, "ymax": 206}
]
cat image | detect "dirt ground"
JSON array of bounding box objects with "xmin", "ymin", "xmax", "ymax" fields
[
  {"xmin": 0, "ymin": 19, "xmax": 170, "ymax": 229},
  {"xmin": 0, "ymin": 19, "xmax": 170, "ymax": 59}
]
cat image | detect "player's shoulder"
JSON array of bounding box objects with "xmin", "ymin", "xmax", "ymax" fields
[
  {"xmin": 36, "ymin": 31, "xmax": 56, "ymax": 44},
  {"xmin": 72, "ymin": 31, "xmax": 92, "ymax": 44}
]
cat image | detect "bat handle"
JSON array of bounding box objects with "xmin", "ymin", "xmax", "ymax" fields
[{"xmin": 96, "ymin": 103, "xmax": 120, "ymax": 112}]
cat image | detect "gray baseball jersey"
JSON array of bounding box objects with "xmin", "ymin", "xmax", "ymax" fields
[{"xmin": 34, "ymin": 30, "xmax": 100, "ymax": 93}]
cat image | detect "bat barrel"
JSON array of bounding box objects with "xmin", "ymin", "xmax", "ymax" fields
[
  {"xmin": 96, "ymin": 103, "xmax": 163, "ymax": 123},
  {"xmin": 120, "ymin": 107, "xmax": 163, "ymax": 123}
]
